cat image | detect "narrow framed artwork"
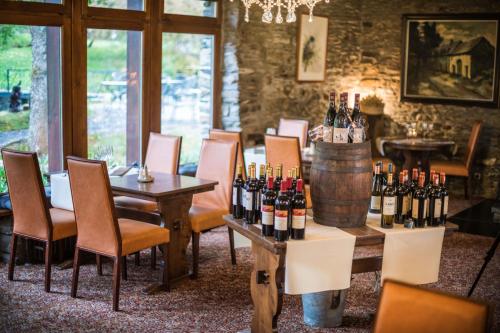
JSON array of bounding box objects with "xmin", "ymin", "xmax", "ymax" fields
[{"xmin": 296, "ymin": 14, "xmax": 328, "ymax": 82}]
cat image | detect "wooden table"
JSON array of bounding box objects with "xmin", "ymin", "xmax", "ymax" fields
[
  {"xmin": 225, "ymin": 215, "xmax": 458, "ymax": 332},
  {"xmin": 110, "ymin": 172, "xmax": 217, "ymax": 283}
]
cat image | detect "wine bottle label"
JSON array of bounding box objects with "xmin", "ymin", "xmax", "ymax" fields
[
  {"xmin": 433, "ymin": 199, "xmax": 442, "ymax": 218},
  {"xmin": 333, "ymin": 128, "xmax": 349, "ymax": 143},
  {"xmin": 443, "ymin": 196, "xmax": 449, "ymax": 215},
  {"xmin": 412, "ymin": 198, "xmax": 419, "ymax": 219},
  {"xmin": 352, "ymin": 128, "xmax": 364, "ymax": 143},
  {"xmin": 261, "ymin": 205, "xmax": 274, "ymax": 225},
  {"xmin": 245, "ymin": 191, "xmax": 253, "ymax": 210},
  {"xmin": 256, "ymin": 191, "xmax": 261, "ymax": 209},
  {"xmin": 292, "ymin": 209, "xmax": 306, "ymax": 229},
  {"xmin": 323, "ymin": 126, "xmax": 333, "ymax": 143},
  {"xmin": 274, "ymin": 210, "xmax": 288, "ymax": 231},
  {"xmin": 232, "ymin": 188, "xmax": 238, "ymax": 205},
  {"xmin": 370, "ymin": 196, "xmax": 381, "ymax": 210},
  {"xmin": 383, "ymin": 196, "xmax": 396, "ymax": 215},
  {"xmin": 425, "ymin": 198, "xmax": 430, "ymax": 217},
  {"xmin": 402, "ymin": 196, "xmax": 409, "ymax": 214},
  {"xmin": 407, "ymin": 194, "xmax": 412, "ymax": 212},
  {"xmin": 242, "ymin": 191, "xmax": 247, "ymax": 209}
]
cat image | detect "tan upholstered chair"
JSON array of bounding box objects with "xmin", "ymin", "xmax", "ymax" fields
[
  {"xmin": 189, "ymin": 139, "xmax": 238, "ymax": 278},
  {"xmin": 430, "ymin": 121, "xmax": 482, "ymax": 199},
  {"xmin": 265, "ymin": 134, "xmax": 312, "ymax": 209},
  {"xmin": 67, "ymin": 157, "xmax": 170, "ymax": 311},
  {"xmin": 278, "ymin": 118, "xmax": 309, "ymax": 149},
  {"xmin": 373, "ymin": 280, "xmax": 491, "ymax": 333},
  {"xmin": 209, "ymin": 129, "xmax": 246, "ymax": 179},
  {"xmin": 2, "ymin": 149, "xmax": 77, "ymax": 292}
]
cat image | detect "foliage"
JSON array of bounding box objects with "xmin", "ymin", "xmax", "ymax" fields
[
  {"xmin": 360, "ymin": 94, "xmax": 385, "ymax": 107},
  {"xmin": 0, "ymin": 110, "xmax": 30, "ymax": 131}
]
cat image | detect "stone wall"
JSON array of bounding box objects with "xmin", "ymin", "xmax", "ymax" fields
[{"xmin": 221, "ymin": 0, "xmax": 500, "ymax": 198}]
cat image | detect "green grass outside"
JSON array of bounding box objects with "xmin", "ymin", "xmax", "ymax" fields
[{"xmin": 0, "ymin": 110, "xmax": 29, "ymax": 131}]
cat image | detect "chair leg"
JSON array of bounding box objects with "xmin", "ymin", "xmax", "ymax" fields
[
  {"xmin": 151, "ymin": 246, "xmax": 156, "ymax": 270},
  {"xmin": 191, "ymin": 231, "xmax": 200, "ymax": 279},
  {"xmin": 122, "ymin": 256, "xmax": 128, "ymax": 281},
  {"xmin": 96, "ymin": 255, "xmax": 103, "ymax": 276},
  {"xmin": 71, "ymin": 248, "xmax": 81, "ymax": 298},
  {"xmin": 134, "ymin": 252, "xmax": 140, "ymax": 266},
  {"xmin": 228, "ymin": 226, "xmax": 237, "ymax": 266},
  {"xmin": 162, "ymin": 244, "xmax": 170, "ymax": 292},
  {"xmin": 8, "ymin": 234, "xmax": 18, "ymax": 281},
  {"xmin": 44, "ymin": 241, "xmax": 52, "ymax": 292},
  {"xmin": 112, "ymin": 257, "xmax": 121, "ymax": 311},
  {"xmin": 464, "ymin": 177, "xmax": 469, "ymax": 199}
]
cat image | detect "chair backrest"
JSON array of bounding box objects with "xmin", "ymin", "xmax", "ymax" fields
[
  {"xmin": 209, "ymin": 129, "xmax": 246, "ymax": 179},
  {"xmin": 464, "ymin": 121, "xmax": 482, "ymax": 170},
  {"xmin": 278, "ymin": 118, "xmax": 309, "ymax": 149},
  {"xmin": 373, "ymin": 280, "xmax": 491, "ymax": 333},
  {"xmin": 67, "ymin": 157, "xmax": 121, "ymax": 257},
  {"xmin": 192, "ymin": 139, "xmax": 238, "ymax": 212},
  {"xmin": 144, "ymin": 133, "xmax": 182, "ymax": 174},
  {"xmin": 1, "ymin": 149, "xmax": 51, "ymax": 240},
  {"xmin": 265, "ymin": 134, "xmax": 302, "ymax": 179}
]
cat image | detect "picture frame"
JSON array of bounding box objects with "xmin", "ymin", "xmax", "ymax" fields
[
  {"xmin": 401, "ymin": 13, "xmax": 500, "ymax": 108},
  {"xmin": 296, "ymin": 14, "xmax": 328, "ymax": 82}
]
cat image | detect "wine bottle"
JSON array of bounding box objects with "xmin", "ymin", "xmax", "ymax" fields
[
  {"xmin": 257, "ymin": 164, "xmax": 267, "ymax": 222},
  {"xmin": 381, "ymin": 172, "xmax": 396, "ymax": 228},
  {"xmin": 350, "ymin": 93, "xmax": 365, "ymax": 143},
  {"xmin": 323, "ymin": 91, "xmax": 336, "ymax": 143},
  {"xmin": 242, "ymin": 164, "xmax": 253, "ymax": 218},
  {"xmin": 286, "ymin": 172, "xmax": 295, "ymax": 199},
  {"xmin": 439, "ymin": 172, "xmax": 449, "ymax": 226},
  {"xmin": 244, "ymin": 166, "xmax": 258, "ymax": 224},
  {"xmin": 412, "ymin": 173, "xmax": 428, "ymax": 228},
  {"xmin": 232, "ymin": 164, "xmax": 245, "ymax": 219},
  {"xmin": 369, "ymin": 163, "xmax": 383, "ymax": 213},
  {"xmin": 261, "ymin": 177, "xmax": 276, "ymax": 237},
  {"xmin": 428, "ymin": 173, "xmax": 442, "ymax": 227},
  {"xmin": 274, "ymin": 164, "xmax": 283, "ymax": 196},
  {"xmin": 274, "ymin": 181, "xmax": 290, "ymax": 242},
  {"xmin": 333, "ymin": 93, "xmax": 351, "ymax": 143},
  {"xmin": 395, "ymin": 171, "xmax": 409, "ymax": 224},
  {"xmin": 292, "ymin": 179, "xmax": 306, "ymax": 240},
  {"xmin": 291, "ymin": 167, "xmax": 298, "ymax": 193},
  {"xmin": 408, "ymin": 168, "xmax": 419, "ymax": 218}
]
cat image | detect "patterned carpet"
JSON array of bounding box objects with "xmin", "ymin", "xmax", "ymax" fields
[{"xmin": 0, "ymin": 201, "xmax": 498, "ymax": 332}]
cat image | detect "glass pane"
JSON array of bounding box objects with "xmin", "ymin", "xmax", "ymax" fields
[
  {"xmin": 0, "ymin": 24, "xmax": 63, "ymax": 192},
  {"xmin": 5, "ymin": 0, "xmax": 62, "ymax": 4},
  {"xmin": 164, "ymin": 0, "xmax": 216, "ymax": 17},
  {"xmin": 87, "ymin": 29, "xmax": 142, "ymax": 167},
  {"xmin": 88, "ymin": 0, "xmax": 143, "ymax": 10},
  {"xmin": 161, "ymin": 33, "xmax": 214, "ymax": 165}
]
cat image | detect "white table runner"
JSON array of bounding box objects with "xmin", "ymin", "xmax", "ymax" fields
[{"xmin": 366, "ymin": 213, "xmax": 445, "ymax": 285}]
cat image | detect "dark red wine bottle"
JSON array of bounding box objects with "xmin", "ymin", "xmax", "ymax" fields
[
  {"xmin": 232, "ymin": 164, "xmax": 244, "ymax": 219},
  {"xmin": 244, "ymin": 166, "xmax": 258, "ymax": 224},
  {"xmin": 292, "ymin": 179, "xmax": 306, "ymax": 240},
  {"xmin": 428, "ymin": 173, "xmax": 442, "ymax": 227},
  {"xmin": 412, "ymin": 173, "xmax": 428, "ymax": 228},
  {"xmin": 274, "ymin": 181, "xmax": 290, "ymax": 242},
  {"xmin": 261, "ymin": 177, "xmax": 276, "ymax": 237},
  {"xmin": 439, "ymin": 172, "xmax": 449, "ymax": 226}
]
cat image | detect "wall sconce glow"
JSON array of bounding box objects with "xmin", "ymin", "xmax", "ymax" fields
[{"xmin": 229, "ymin": 0, "xmax": 330, "ymax": 24}]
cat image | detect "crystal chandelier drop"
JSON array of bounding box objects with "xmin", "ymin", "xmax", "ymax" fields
[{"xmin": 229, "ymin": 0, "xmax": 330, "ymax": 24}]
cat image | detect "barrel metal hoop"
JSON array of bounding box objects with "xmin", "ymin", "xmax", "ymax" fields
[{"xmin": 311, "ymin": 164, "xmax": 372, "ymax": 173}]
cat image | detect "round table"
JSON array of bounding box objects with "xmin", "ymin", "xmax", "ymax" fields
[{"xmin": 384, "ymin": 138, "xmax": 455, "ymax": 172}]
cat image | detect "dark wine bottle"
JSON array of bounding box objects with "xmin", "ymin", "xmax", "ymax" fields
[
  {"xmin": 242, "ymin": 164, "xmax": 253, "ymax": 218},
  {"xmin": 333, "ymin": 93, "xmax": 351, "ymax": 143},
  {"xmin": 291, "ymin": 167, "xmax": 298, "ymax": 194},
  {"xmin": 232, "ymin": 164, "xmax": 244, "ymax": 219},
  {"xmin": 395, "ymin": 171, "xmax": 409, "ymax": 224},
  {"xmin": 439, "ymin": 172, "xmax": 449, "ymax": 226},
  {"xmin": 256, "ymin": 164, "xmax": 266, "ymax": 222},
  {"xmin": 292, "ymin": 179, "xmax": 306, "ymax": 240},
  {"xmin": 244, "ymin": 165, "xmax": 258, "ymax": 224},
  {"xmin": 408, "ymin": 168, "xmax": 419, "ymax": 218},
  {"xmin": 261, "ymin": 177, "xmax": 276, "ymax": 237},
  {"xmin": 323, "ymin": 91, "xmax": 336, "ymax": 143},
  {"xmin": 412, "ymin": 173, "xmax": 428, "ymax": 228},
  {"xmin": 381, "ymin": 172, "xmax": 396, "ymax": 228},
  {"xmin": 369, "ymin": 163, "xmax": 383, "ymax": 213},
  {"xmin": 350, "ymin": 93, "xmax": 368, "ymax": 143},
  {"xmin": 274, "ymin": 181, "xmax": 290, "ymax": 242},
  {"xmin": 274, "ymin": 164, "xmax": 283, "ymax": 196},
  {"xmin": 428, "ymin": 173, "xmax": 442, "ymax": 227}
]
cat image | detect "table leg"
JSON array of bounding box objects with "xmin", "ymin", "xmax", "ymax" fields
[{"xmin": 250, "ymin": 242, "xmax": 285, "ymax": 333}]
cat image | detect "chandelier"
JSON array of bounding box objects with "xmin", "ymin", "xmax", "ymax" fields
[{"xmin": 229, "ymin": 0, "xmax": 330, "ymax": 24}]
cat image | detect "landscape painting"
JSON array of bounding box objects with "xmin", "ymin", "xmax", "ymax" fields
[
  {"xmin": 296, "ymin": 14, "xmax": 328, "ymax": 82},
  {"xmin": 401, "ymin": 14, "xmax": 500, "ymax": 107}
]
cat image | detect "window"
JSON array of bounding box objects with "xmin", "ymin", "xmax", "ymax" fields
[
  {"xmin": 164, "ymin": 0, "xmax": 216, "ymax": 17},
  {"xmin": 5, "ymin": 0, "xmax": 62, "ymax": 3},
  {"xmin": 88, "ymin": 0, "xmax": 143, "ymax": 10},
  {"xmin": 87, "ymin": 29, "xmax": 142, "ymax": 168},
  {"xmin": 161, "ymin": 33, "xmax": 214, "ymax": 165},
  {"xmin": 0, "ymin": 24, "xmax": 62, "ymax": 192}
]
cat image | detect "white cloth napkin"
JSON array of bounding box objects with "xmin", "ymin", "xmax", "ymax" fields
[
  {"xmin": 366, "ymin": 213, "xmax": 445, "ymax": 285},
  {"xmin": 50, "ymin": 173, "xmax": 74, "ymax": 211}
]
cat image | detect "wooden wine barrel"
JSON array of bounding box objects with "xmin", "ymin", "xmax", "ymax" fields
[{"xmin": 310, "ymin": 141, "xmax": 372, "ymax": 228}]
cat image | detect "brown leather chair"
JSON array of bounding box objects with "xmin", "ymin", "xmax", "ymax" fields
[
  {"xmin": 265, "ymin": 134, "xmax": 312, "ymax": 209},
  {"xmin": 373, "ymin": 279, "xmax": 492, "ymax": 333},
  {"xmin": 189, "ymin": 139, "xmax": 238, "ymax": 278},
  {"xmin": 2, "ymin": 149, "xmax": 77, "ymax": 292},
  {"xmin": 67, "ymin": 156, "xmax": 170, "ymax": 311},
  {"xmin": 278, "ymin": 118, "xmax": 309, "ymax": 149},
  {"xmin": 430, "ymin": 121, "xmax": 482, "ymax": 199},
  {"xmin": 209, "ymin": 129, "xmax": 246, "ymax": 179}
]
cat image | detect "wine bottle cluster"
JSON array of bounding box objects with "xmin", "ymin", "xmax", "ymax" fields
[
  {"xmin": 369, "ymin": 161, "xmax": 449, "ymax": 229},
  {"xmin": 232, "ymin": 163, "xmax": 307, "ymax": 242}
]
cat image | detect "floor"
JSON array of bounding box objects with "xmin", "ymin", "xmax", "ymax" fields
[{"xmin": 0, "ymin": 199, "xmax": 498, "ymax": 332}]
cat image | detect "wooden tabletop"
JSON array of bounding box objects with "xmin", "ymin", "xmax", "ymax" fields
[
  {"xmin": 110, "ymin": 172, "xmax": 218, "ymax": 199},
  {"xmin": 385, "ymin": 138, "xmax": 455, "ymax": 151}
]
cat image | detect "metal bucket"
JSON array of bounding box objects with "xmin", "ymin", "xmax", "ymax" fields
[{"xmin": 302, "ymin": 289, "xmax": 348, "ymax": 328}]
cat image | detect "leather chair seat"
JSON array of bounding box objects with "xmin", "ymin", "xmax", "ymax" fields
[
  {"xmin": 118, "ymin": 218, "xmax": 169, "ymax": 256},
  {"xmin": 114, "ymin": 196, "xmax": 158, "ymax": 213},
  {"xmin": 50, "ymin": 208, "xmax": 77, "ymax": 241},
  {"xmin": 429, "ymin": 160, "xmax": 468, "ymax": 177},
  {"xmin": 189, "ymin": 205, "xmax": 228, "ymax": 233}
]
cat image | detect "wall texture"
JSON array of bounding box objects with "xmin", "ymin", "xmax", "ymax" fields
[{"xmin": 221, "ymin": 0, "xmax": 500, "ymax": 198}]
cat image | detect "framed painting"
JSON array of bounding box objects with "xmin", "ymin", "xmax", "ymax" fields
[
  {"xmin": 401, "ymin": 14, "xmax": 500, "ymax": 108},
  {"xmin": 296, "ymin": 14, "xmax": 328, "ymax": 82}
]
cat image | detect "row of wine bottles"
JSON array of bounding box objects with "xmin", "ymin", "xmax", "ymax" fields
[
  {"xmin": 232, "ymin": 163, "xmax": 307, "ymax": 241},
  {"xmin": 370, "ymin": 161, "xmax": 449, "ymax": 228}
]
